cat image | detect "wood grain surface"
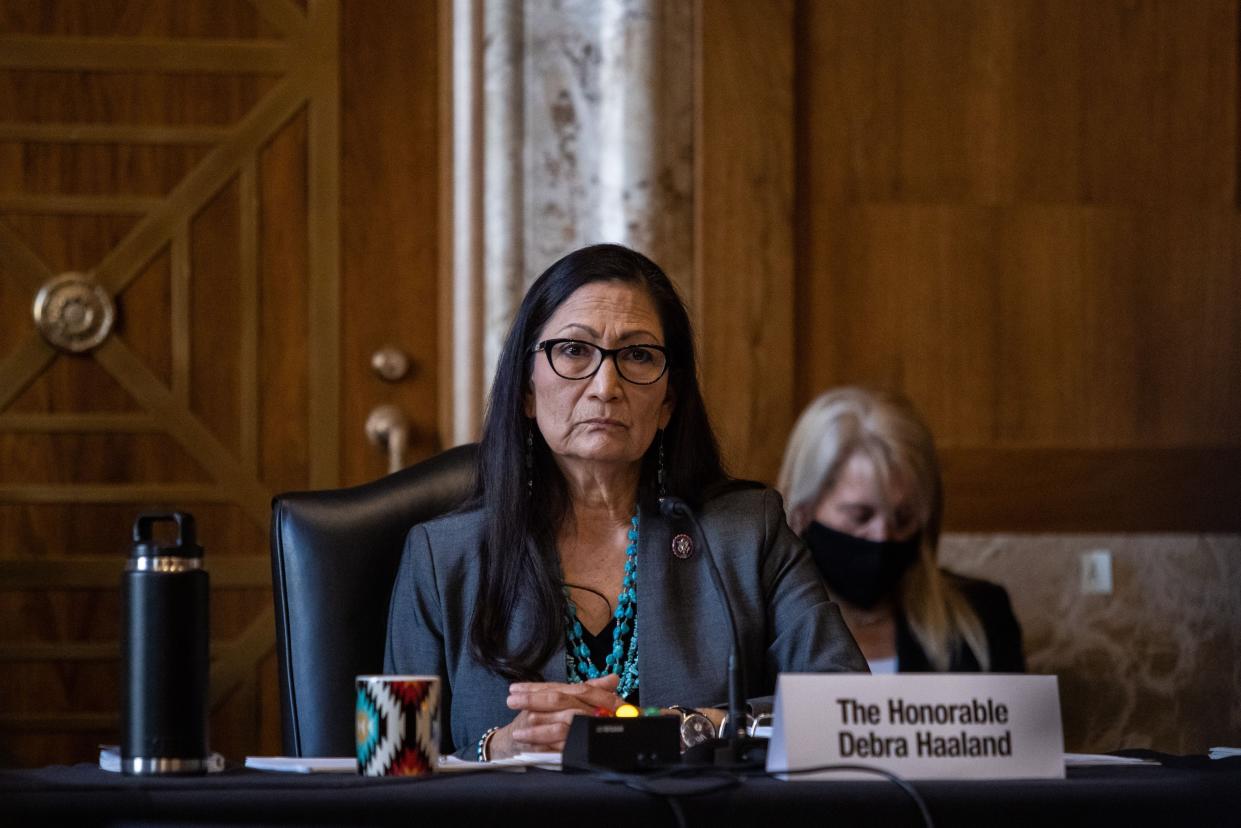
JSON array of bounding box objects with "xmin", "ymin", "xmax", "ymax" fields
[
  {"xmin": 695, "ymin": 0, "xmax": 797, "ymax": 483},
  {"xmin": 794, "ymin": 0, "xmax": 1241, "ymax": 530},
  {"xmin": 0, "ymin": 0, "xmax": 439, "ymax": 768}
]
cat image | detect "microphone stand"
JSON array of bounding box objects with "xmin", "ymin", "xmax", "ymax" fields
[{"xmin": 660, "ymin": 496, "xmax": 764, "ymax": 768}]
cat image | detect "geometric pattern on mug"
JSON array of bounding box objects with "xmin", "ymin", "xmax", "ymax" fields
[{"xmin": 356, "ymin": 679, "xmax": 439, "ymax": 776}]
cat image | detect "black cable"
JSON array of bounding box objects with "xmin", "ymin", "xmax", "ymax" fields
[
  {"xmin": 586, "ymin": 765, "xmax": 740, "ymax": 828},
  {"xmin": 584, "ymin": 763, "xmax": 742, "ymax": 797},
  {"xmin": 578, "ymin": 760, "xmax": 934, "ymax": 828},
  {"xmin": 665, "ymin": 795, "xmax": 687, "ymax": 828},
  {"xmin": 763, "ymin": 763, "xmax": 935, "ymax": 828}
]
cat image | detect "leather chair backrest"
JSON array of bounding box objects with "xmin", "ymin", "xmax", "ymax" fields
[{"xmin": 269, "ymin": 443, "xmax": 477, "ymax": 757}]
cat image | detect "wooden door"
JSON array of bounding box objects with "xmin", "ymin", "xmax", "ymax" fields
[{"xmin": 0, "ymin": 0, "xmax": 441, "ymax": 767}]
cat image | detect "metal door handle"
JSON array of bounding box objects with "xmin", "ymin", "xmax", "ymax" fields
[
  {"xmin": 370, "ymin": 346, "xmax": 411, "ymax": 382},
  {"xmin": 365, "ymin": 404, "xmax": 409, "ymax": 474}
]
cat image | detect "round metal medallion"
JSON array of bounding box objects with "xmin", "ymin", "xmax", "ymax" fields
[
  {"xmin": 32, "ymin": 272, "xmax": 116, "ymax": 353},
  {"xmin": 670, "ymin": 532, "xmax": 694, "ymax": 560}
]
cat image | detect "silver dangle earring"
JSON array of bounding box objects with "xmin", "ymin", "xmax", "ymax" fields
[
  {"xmin": 657, "ymin": 429, "xmax": 666, "ymax": 498},
  {"xmin": 525, "ymin": 425, "xmax": 534, "ymax": 498}
]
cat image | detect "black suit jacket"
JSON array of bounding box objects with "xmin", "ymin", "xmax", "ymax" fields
[{"xmin": 895, "ymin": 572, "xmax": 1025, "ymax": 672}]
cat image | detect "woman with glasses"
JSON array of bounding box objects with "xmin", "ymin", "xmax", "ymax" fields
[
  {"xmin": 386, "ymin": 244, "xmax": 865, "ymax": 761},
  {"xmin": 777, "ymin": 387, "xmax": 1024, "ymax": 674}
]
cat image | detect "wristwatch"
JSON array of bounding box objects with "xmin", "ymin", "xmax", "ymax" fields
[{"xmin": 670, "ymin": 705, "xmax": 716, "ymax": 750}]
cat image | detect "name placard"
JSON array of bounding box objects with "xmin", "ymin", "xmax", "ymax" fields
[{"xmin": 767, "ymin": 674, "xmax": 1064, "ymax": 780}]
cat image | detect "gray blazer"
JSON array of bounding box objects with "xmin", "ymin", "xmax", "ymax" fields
[{"xmin": 384, "ymin": 486, "xmax": 867, "ymax": 756}]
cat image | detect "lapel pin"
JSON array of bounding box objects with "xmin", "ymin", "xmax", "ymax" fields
[{"xmin": 670, "ymin": 533, "xmax": 694, "ymax": 560}]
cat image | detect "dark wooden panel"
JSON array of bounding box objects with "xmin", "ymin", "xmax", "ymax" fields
[
  {"xmin": 0, "ymin": 433, "xmax": 211, "ymax": 483},
  {"xmin": 0, "ymin": 213, "xmax": 138, "ymax": 277},
  {"xmin": 0, "ymin": 223, "xmax": 35, "ymax": 355},
  {"xmin": 797, "ymin": 204, "xmax": 1003, "ymax": 443},
  {"xmin": 798, "ymin": 0, "xmax": 1241, "ymax": 531},
  {"xmin": 189, "ymin": 177, "xmax": 242, "ymax": 455},
  {"xmin": 800, "ymin": 203, "xmax": 1241, "ymax": 453},
  {"xmin": 16, "ymin": 144, "xmax": 210, "ymax": 196},
  {"xmin": 942, "ymin": 448, "xmax": 1241, "ymax": 532},
  {"xmin": 0, "ymin": 0, "xmax": 338, "ymax": 768},
  {"xmin": 0, "ymin": 70, "xmax": 273, "ymax": 125},
  {"xmin": 1126, "ymin": 210, "xmax": 1241, "ymax": 443},
  {"xmin": 7, "ymin": 355, "xmax": 141, "ymax": 412},
  {"xmin": 339, "ymin": 0, "xmax": 440, "ymax": 484},
  {"xmin": 116, "ymin": 247, "xmax": 173, "ymax": 386},
  {"xmin": 697, "ymin": 0, "xmax": 797, "ymax": 483},
  {"xmin": 804, "ymin": 0, "xmax": 1236, "ymax": 205},
  {"xmin": 992, "ymin": 207, "xmax": 1143, "ymax": 446},
  {"xmin": 1075, "ymin": 0, "xmax": 1236, "ymax": 205},
  {"xmin": 258, "ymin": 110, "xmax": 310, "ymax": 495},
  {"xmin": 0, "ymin": 0, "xmax": 279, "ymax": 37}
]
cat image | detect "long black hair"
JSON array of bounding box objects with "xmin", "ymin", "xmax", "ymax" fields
[{"xmin": 469, "ymin": 243, "xmax": 728, "ymax": 682}]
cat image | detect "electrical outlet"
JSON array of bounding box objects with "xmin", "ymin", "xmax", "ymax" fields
[{"xmin": 1080, "ymin": 549, "xmax": 1112, "ymax": 595}]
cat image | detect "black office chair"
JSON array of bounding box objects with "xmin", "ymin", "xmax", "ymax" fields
[{"xmin": 269, "ymin": 443, "xmax": 477, "ymax": 757}]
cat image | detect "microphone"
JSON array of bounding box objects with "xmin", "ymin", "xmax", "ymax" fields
[{"xmin": 659, "ymin": 495, "xmax": 760, "ymax": 767}]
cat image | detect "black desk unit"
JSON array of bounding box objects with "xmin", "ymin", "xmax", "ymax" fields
[{"xmin": 2, "ymin": 762, "xmax": 1238, "ymax": 826}]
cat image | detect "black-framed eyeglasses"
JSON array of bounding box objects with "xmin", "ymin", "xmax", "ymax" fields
[{"xmin": 531, "ymin": 339, "xmax": 669, "ymax": 385}]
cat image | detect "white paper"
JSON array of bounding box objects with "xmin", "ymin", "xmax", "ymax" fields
[
  {"xmin": 244, "ymin": 756, "xmax": 356, "ymax": 774},
  {"xmin": 438, "ymin": 752, "xmax": 560, "ymax": 772},
  {"xmin": 768, "ymin": 674, "xmax": 1065, "ymax": 781},
  {"xmin": 1063, "ymin": 753, "xmax": 1158, "ymax": 767},
  {"xmin": 243, "ymin": 752, "xmax": 562, "ymax": 775},
  {"xmin": 512, "ymin": 751, "xmax": 561, "ymax": 768}
]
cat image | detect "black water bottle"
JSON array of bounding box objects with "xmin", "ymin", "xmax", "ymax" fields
[{"xmin": 121, "ymin": 512, "xmax": 210, "ymax": 775}]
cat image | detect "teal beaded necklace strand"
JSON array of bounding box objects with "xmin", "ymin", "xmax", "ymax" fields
[{"xmin": 564, "ymin": 512, "xmax": 639, "ymax": 699}]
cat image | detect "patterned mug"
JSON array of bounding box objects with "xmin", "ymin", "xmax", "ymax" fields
[{"xmin": 355, "ymin": 675, "xmax": 440, "ymax": 776}]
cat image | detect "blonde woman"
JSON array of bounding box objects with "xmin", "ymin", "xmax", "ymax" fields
[{"xmin": 777, "ymin": 387, "xmax": 1023, "ymax": 673}]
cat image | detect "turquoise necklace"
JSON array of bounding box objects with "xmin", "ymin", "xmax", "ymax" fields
[{"xmin": 564, "ymin": 512, "xmax": 639, "ymax": 698}]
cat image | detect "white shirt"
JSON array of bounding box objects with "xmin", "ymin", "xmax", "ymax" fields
[{"xmin": 867, "ymin": 656, "xmax": 898, "ymax": 674}]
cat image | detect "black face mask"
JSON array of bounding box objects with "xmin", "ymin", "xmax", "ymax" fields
[{"xmin": 801, "ymin": 521, "xmax": 920, "ymax": 610}]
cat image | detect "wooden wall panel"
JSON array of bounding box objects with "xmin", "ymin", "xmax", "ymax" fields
[
  {"xmin": 7, "ymin": 354, "xmax": 140, "ymax": 412},
  {"xmin": 805, "ymin": 0, "xmax": 1235, "ymax": 205},
  {"xmin": 797, "ymin": 0, "xmax": 1241, "ymax": 530},
  {"xmin": 0, "ymin": 0, "xmax": 344, "ymax": 768},
  {"xmin": 695, "ymin": 0, "xmax": 797, "ymax": 483},
  {"xmin": 0, "ymin": 0, "xmax": 281, "ymax": 38},
  {"xmin": 1127, "ymin": 210, "xmax": 1241, "ymax": 443},
  {"xmin": 691, "ymin": 0, "xmax": 1241, "ymax": 754},
  {"xmin": 0, "ymin": 0, "xmax": 440, "ymax": 768},
  {"xmin": 258, "ymin": 110, "xmax": 311, "ymax": 495},
  {"xmin": 189, "ymin": 179, "xmax": 244, "ymax": 455},
  {"xmin": 800, "ymin": 205, "xmax": 1004, "ymax": 444},
  {"xmin": 943, "ymin": 448, "xmax": 1241, "ymax": 532},
  {"xmin": 0, "ymin": 215, "xmax": 140, "ymax": 283},
  {"xmin": 339, "ymin": 0, "xmax": 440, "ymax": 485},
  {"xmin": 1074, "ymin": 0, "xmax": 1235, "ymax": 205},
  {"xmin": 117, "ymin": 249, "xmax": 174, "ymax": 386}
]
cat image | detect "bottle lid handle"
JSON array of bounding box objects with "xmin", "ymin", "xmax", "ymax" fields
[{"xmin": 131, "ymin": 512, "xmax": 202, "ymax": 557}]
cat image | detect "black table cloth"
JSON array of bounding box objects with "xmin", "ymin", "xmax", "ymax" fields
[{"xmin": 2, "ymin": 761, "xmax": 1238, "ymax": 827}]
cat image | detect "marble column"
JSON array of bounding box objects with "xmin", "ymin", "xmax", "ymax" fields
[{"xmin": 446, "ymin": 0, "xmax": 694, "ymax": 445}]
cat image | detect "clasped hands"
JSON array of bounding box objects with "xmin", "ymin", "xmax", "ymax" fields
[
  {"xmin": 487, "ymin": 673, "xmax": 623, "ymax": 760},
  {"xmin": 487, "ymin": 675, "xmax": 728, "ymax": 760}
]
